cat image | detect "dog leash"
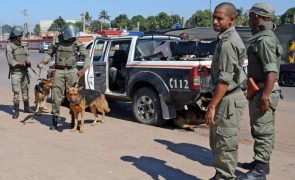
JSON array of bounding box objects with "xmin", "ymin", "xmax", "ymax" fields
[
  {"xmin": 29, "ymin": 66, "xmax": 38, "ymax": 76},
  {"xmin": 38, "ymin": 67, "xmax": 42, "ymax": 78}
]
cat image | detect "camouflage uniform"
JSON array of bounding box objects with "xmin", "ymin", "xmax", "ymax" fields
[
  {"xmin": 6, "ymin": 26, "xmax": 34, "ymax": 119},
  {"xmin": 41, "ymin": 24, "xmax": 90, "ymax": 130},
  {"xmin": 43, "ymin": 38, "xmax": 90, "ymax": 116},
  {"xmin": 6, "ymin": 41, "xmax": 30, "ymax": 103},
  {"xmin": 210, "ymin": 26, "xmax": 247, "ymax": 179}
]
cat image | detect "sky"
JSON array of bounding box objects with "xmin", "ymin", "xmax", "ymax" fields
[{"xmin": 0, "ymin": 0, "xmax": 294, "ymax": 28}]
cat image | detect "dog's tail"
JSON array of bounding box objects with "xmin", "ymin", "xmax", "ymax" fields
[{"xmin": 102, "ymin": 94, "xmax": 110, "ymax": 113}]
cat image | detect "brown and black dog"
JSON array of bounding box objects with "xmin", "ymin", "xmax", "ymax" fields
[
  {"xmin": 34, "ymin": 78, "xmax": 53, "ymax": 116},
  {"xmin": 67, "ymin": 87, "xmax": 110, "ymax": 133}
]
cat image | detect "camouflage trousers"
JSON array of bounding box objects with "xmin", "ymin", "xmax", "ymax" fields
[
  {"xmin": 210, "ymin": 90, "xmax": 247, "ymax": 179},
  {"xmin": 51, "ymin": 68, "xmax": 78, "ymax": 115},
  {"xmin": 249, "ymin": 90, "xmax": 280, "ymax": 164},
  {"xmin": 10, "ymin": 70, "xmax": 30, "ymax": 103}
]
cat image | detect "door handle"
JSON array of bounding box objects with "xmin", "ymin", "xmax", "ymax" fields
[{"xmin": 95, "ymin": 71, "xmax": 101, "ymax": 76}]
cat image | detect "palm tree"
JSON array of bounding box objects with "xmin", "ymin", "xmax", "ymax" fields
[{"xmin": 99, "ymin": 10, "xmax": 111, "ymax": 30}]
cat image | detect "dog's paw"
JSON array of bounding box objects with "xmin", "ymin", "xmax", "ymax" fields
[
  {"xmin": 79, "ymin": 128, "xmax": 85, "ymax": 133},
  {"xmin": 91, "ymin": 123, "xmax": 97, "ymax": 126},
  {"xmin": 100, "ymin": 119, "xmax": 106, "ymax": 123},
  {"xmin": 71, "ymin": 128, "xmax": 77, "ymax": 132}
]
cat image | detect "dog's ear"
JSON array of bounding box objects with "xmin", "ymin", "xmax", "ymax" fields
[
  {"xmin": 47, "ymin": 77, "xmax": 53, "ymax": 82},
  {"xmin": 72, "ymin": 82, "xmax": 79, "ymax": 88},
  {"xmin": 66, "ymin": 85, "xmax": 70, "ymax": 94},
  {"xmin": 78, "ymin": 86, "xmax": 84, "ymax": 91}
]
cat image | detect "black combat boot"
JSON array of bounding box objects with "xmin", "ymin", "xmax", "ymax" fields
[
  {"xmin": 71, "ymin": 112, "xmax": 75, "ymax": 129},
  {"xmin": 241, "ymin": 160, "xmax": 270, "ymax": 175},
  {"xmin": 237, "ymin": 162, "xmax": 268, "ymax": 180},
  {"xmin": 50, "ymin": 115, "xmax": 59, "ymax": 130},
  {"xmin": 12, "ymin": 103, "xmax": 19, "ymax": 119},
  {"xmin": 23, "ymin": 100, "xmax": 34, "ymax": 113}
]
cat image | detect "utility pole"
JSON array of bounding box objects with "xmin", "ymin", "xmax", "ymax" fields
[
  {"xmin": 22, "ymin": 9, "xmax": 30, "ymax": 39},
  {"xmin": 0, "ymin": 23, "xmax": 2, "ymax": 40},
  {"xmin": 82, "ymin": 9, "xmax": 86, "ymax": 32}
]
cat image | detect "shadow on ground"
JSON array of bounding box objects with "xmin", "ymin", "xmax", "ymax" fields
[
  {"xmin": 155, "ymin": 139, "xmax": 212, "ymax": 166},
  {"xmin": 20, "ymin": 113, "xmax": 71, "ymax": 132},
  {"xmin": 0, "ymin": 104, "xmax": 14, "ymax": 116},
  {"xmin": 154, "ymin": 139, "xmax": 245, "ymax": 177},
  {"xmin": 121, "ymin": 155, "xmax": 200, "ymax": 180}
]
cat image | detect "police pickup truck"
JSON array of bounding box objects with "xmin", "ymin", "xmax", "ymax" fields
[{"xmin": 81, "ymin": 35, "xmax": 217, "ymax": 126}]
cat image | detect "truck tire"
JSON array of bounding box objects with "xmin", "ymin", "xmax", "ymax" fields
[{"xmin": 132, "ymin": 87, "xmax": 165, "ymax": 126}]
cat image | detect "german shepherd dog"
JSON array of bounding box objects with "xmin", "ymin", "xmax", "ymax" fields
[
  {"xmin": 67, "ymin": 87, "xmax": 110, "ymax": 133},
  {"xmin": 34, "ymin": 78, "xmax": 53, "ymax": 116}
]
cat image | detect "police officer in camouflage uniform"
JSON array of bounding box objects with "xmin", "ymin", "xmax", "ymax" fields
[
  {"xmin": 205, "ymin": 3, "xmax": 247, "ymax": 179},
  {"xmin": 6, "ymin": 26, "xmax": 34, "ymax": 119},
  {"xmin": 38, "ymin": 24, "xmax": 90, "ymax": 131},
  {"xmin": 238, "ymin": 3, "xmax": 282, "ymax": 180}
]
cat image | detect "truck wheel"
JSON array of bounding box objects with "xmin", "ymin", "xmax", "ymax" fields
[{"xmin": 132, "ymin": 87, "xmax": 164, "ymax": 126}]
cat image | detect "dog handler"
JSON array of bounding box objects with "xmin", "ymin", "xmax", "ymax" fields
[
  {"xmin": 38, "ymin": 24, "xmax": 90, "ymax": 130},
  {"xmin": 6, "ymin": 26, "xmax": 35, "ymax": 119}
]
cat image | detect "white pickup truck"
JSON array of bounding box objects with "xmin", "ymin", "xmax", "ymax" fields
[{"xmin": 80, "ymin": 35, "xmax": 221, "ymax": 126}]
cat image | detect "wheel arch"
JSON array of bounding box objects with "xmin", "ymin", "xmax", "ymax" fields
[
  {"xmin": 127, "ymin": 71, "xmax": 172, "ymax": 103},
  {"xmin": 128, "ymin": 71, "xmax": 176, "ymax": 120}
]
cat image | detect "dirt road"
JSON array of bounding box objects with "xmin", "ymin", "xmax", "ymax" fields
[{"xmin": 0, "ymin": 51, "xmax": 294, "ymax": 180}]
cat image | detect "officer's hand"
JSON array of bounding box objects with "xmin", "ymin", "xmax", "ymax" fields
[
  {"xmin": 26, "ymin": 62, "xmax": 31, "ymax": 68},
  {"xmin": 205, "ymin": 105, "xmax": 215, "ymax": 126},
  {"xmin": 78, "ymin": 68, "xmax": 86, "ymax": 78},
  {"xmin": 259, "ymin": 96, "xmax": 269, "ymax": 112},
  {"xmin": 37, "ymin": 62, "xmax": 44, "ymax": 69},
  {"xmin": 16, "ymin": 63, "xmax": 26, "ymax": 68}
]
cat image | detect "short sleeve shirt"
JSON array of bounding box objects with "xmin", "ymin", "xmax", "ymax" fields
[{"xmin": 210, "ymin": 26, "xmax": 246, "ymax": 92}]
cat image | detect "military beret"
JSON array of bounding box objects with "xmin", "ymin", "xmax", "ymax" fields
[{"xmin": 250, "ymin": 3, "xmax": 273, "ymax": 18}]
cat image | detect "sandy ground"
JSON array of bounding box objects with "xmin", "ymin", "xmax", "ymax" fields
[{"xmin": 0, "ymin": 51, "xmax": 294, "ymax": 180}]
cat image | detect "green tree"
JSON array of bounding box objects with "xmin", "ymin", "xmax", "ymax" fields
[
  {"xmin": 236, "ymin": 8, "xmax": 249, "ymax": 26},
  {"xmin": 146, "ymin": 16, "xmax": 158, "ymax": 30},
  {"xmin": 48, "ymin": 16, "xmax": 66, "ymax": 31},
  {"xmin": 111, "ymin": 14, "xmax": 130, "ymax": 29},
  {"xmin": 75, "ymin": 21, "xmax": 83, "ymax": 31},
  {"xmin": 33, "ymin": 24, "xmax": 41, "ymax": 35},
  {"xmin": 2, "ymin": 24, "xmax": 12, "ymax": 33},
  {"xmin": 156, "ymin": 12, "xmax": 172, "ymax": 30},
  {"xmin": 85, "ymin": 11, "xmax": 92, "ymax": 26},
  {"xmin": 273, "ymin": 15, "xmax": 281, "ymax": 25},
  {"xmin": 186, "ymin": 10, "xmax": 211, "ymax": 27},
  {"xmin": 89, "ymin": 20, "xmax": 101, "ymax": 32},
  {"xmin": 171, "ymin": 14, "xmax": 182, "ymax": 27},
  {"xmin": 280, "ymin": 7, "xmax": 295, "ymax": 24},
  {"xmin": 99, "ymin": 10, "xmax": 111, "ymax": 30},
  {"xmin": 130, "ymin": 15, "xmax": 147, "ymax": 31}
]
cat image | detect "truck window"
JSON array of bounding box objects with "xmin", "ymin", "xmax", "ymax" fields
[
  {"xmin": 134, "ymin": 38, "xmax": 171, "ymax": 61},
  {"xmin": 108, "ymin": 40, "xmax": 131, "ymax": 68},
  {"xmin": 93, "ymin": 40, "xmax": 106, "ymax": 62}
]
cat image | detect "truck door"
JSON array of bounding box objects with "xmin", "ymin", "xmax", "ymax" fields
[{"xmin": 88, "ymin": 39, "xmax": 107, "ymax": 92}]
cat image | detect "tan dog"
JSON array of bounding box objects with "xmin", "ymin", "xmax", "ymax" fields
[
  {"xmin": 34, "ymin": 78, "xmax": 53, "ymax": 116},
  {"xmin": 67, "ymin": 87, "xmax": 110, "ymax": 133}
]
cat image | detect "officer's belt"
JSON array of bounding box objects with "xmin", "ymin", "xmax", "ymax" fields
[
  {"xmin": 224, "ymin": 87, "xmax": 242, "ymax": 96},
  {"xmin": 257, "ymin": 82, "xmax": 278, "ymax": 89},
  {"xmin": 55, "ymin": 66, "xmax": 75, "ymax": 70}
]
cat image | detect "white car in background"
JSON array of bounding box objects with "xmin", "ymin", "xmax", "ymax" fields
[{"xmin": 39, "ymin": 41, "xmax": 52, "ymax": 53}]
